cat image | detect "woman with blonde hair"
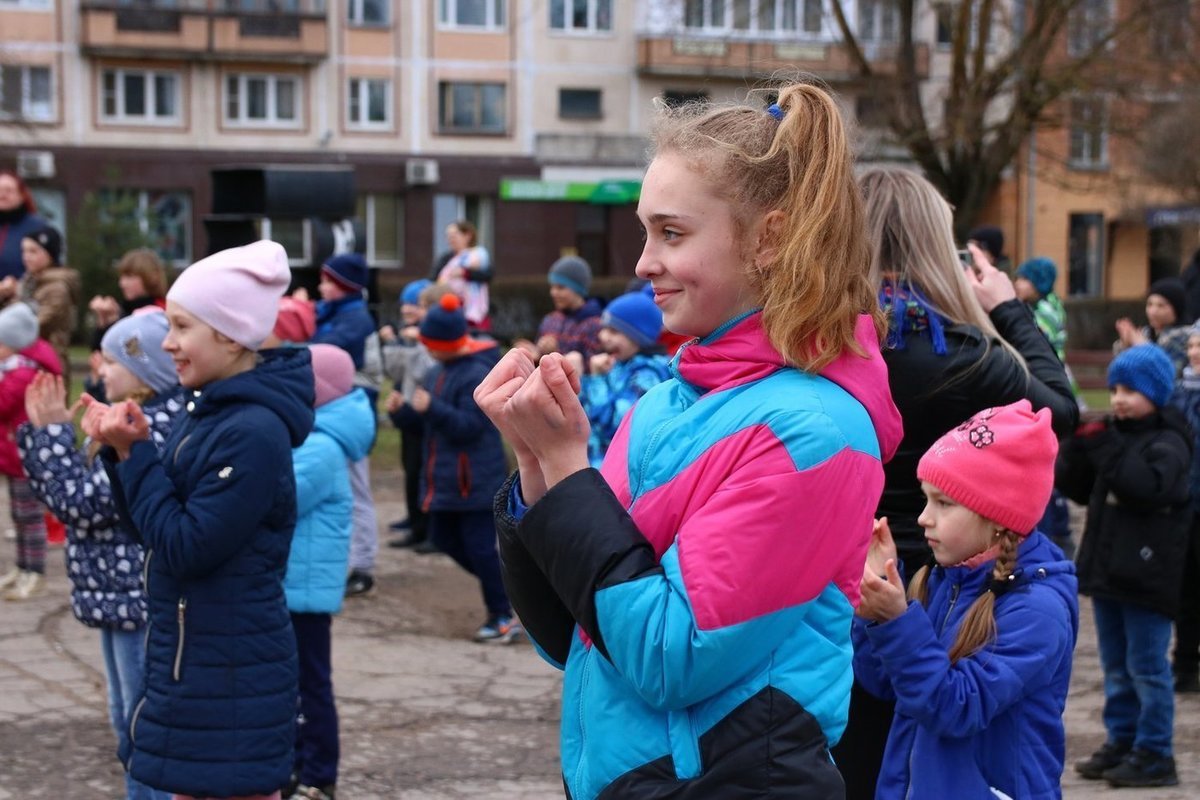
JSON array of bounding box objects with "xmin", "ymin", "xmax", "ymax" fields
[
  {"xmin": 477, "ymin": 83, "xmax": 903, "ymax": 798},
  {"xmin": 834, "ymin": 166, "xmax": 1078, "ymax": 798}
]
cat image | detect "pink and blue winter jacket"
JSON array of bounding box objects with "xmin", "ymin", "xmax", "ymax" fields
[{"xmin": 496, "ymin": 310, "xmax": 903, "ymax": 799}]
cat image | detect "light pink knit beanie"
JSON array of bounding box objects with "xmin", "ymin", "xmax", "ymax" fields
[{"xmin": 167, "ymin": 240, "xmax": 291, "ymax": 350}]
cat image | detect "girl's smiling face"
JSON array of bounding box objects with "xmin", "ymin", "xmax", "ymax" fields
[
  {"xmin": 917, "ymin": 482, "xmax": 998, "ymax": 566},
  {"xmin": 634, "ymin": 152, "xmax": 760, "ymax": 339},
  {"xmin": 162, "ymin": 301, "xmax": 245, "ymax": 388}
]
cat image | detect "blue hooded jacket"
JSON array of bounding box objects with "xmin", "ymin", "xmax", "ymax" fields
[
  {"xmin": 313, "ymin": 294, "xmax": 375, "ymax": 369},
  {"xmin": 105, "ymin": 347, "xmax": 315, "ymax": 798},
  {"xmin": 852, "ymin": 532, "xmax": 1079, "ymax": 800},
  {"xmin": 285, "ymin": 387, "xmax": 375, "ymax": 614}
]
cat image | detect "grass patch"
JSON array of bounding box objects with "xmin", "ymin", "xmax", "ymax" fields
[{"xmin": 1079, "ymin": 388, "xmax": 1110, "ymax": 412}]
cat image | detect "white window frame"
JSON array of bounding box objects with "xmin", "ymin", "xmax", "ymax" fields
[
  {"xmin": 224, "ymin": 73, "xmax": 302, "ymax": 129},
  {"xmin": 0, "ymin": 64, "xmax": 54, "ymax": 122},
  {"xmin": 1067, "ymin": 0, "xmax": 1114, "ymax": 57},
  {"xmin": 684, "ymin": 0, "xmax": 824, "ymax": 36},
  {"xmin": 858, "ymin": 0, "xmax": 898, "ymax": 43},
  {"xmin": 260, "ymin": 218, "xmax": 311, "ymax": 266},
  {"xmin": 357, "ymin": 193, "xmax": 404, "ymax": 267},
  {"xmin": 347, "ymin": 77, "xmax": 391, "ymax": 130},
  {"xmin": 100, "ymin": 68, "xmax": 182, "ymax": 126},
  {"xmin": 438, "ymin": 0, "xmax": 507, "ymax": 31},
  {"xmin": 1068, "ymin": 95, "xmax": 1109, "ymax": 171},
  {"xmin": 549, "ymin": 0, "xmax": 612, "ymax": 34},
  {"xmin": 347, "ymin": 0, "xmax": 389, "ymax": 27},
  {"xmin": 0, "ymin": 0, "xmax": 52, "ymax": 9}
]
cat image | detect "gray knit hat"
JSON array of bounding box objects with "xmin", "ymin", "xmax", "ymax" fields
[
  {"xmin": 0, "ymin": 302, "xmax": 39, "ymax": 351},
  {"xmin": 101, "ymin": 311, "xmax": 179, "ymax": 395},
  {"xmin": 548, "ymin": 255, "xmax": 592, "ymax": 297}
]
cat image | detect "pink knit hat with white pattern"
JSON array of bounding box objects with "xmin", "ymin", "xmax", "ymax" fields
[
  {"xmin": 917, "ymin": 400, "xmax": 1058, "ymax": 535},
  {"xmin": 167, "ymin": 240, "xmax": 291, "ymax": 350}
]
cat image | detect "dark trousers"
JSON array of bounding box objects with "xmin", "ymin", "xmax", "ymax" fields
[
  {"xmin": 1174, "ymin": 514, "xmax": 1200, "ymax": 675},
  {"xmin": 832, "ymin": 681, "xmax": 894, "ymax": 799},
  {"xmin": 429, "ymin": 509, "xmax": 511, "ymax": 616},
  {"xmin": 401, "ymin": 427, "xmax": 428, "ymax": 543},
  {"xmin": 292, "ymin": 612, "xmax": 339, "ymax": 788}
]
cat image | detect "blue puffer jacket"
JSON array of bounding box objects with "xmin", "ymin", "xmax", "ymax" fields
[
  {"xmin": 390, "ymin": 342, "xmax": 505, "ymax": 513},
  {"xmin": 285, "ymin": 388, "xmax": 375, "ymax": 614},
  {"xmin": 852, "ymin": 533, "xmax": 1079, "ymax": 800},
  {"xmin": 18, "ymin": 388, "xmax": 185, "ymax": 630},
  {"xmin": 105, "ymin": 347, "xmax": 315, "ymax": 798},
  {"xmin": 313, "ymin": 294, "xmax": 375, "ymax": 369}
]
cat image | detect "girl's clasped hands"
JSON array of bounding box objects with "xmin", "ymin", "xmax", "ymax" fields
[
  {"xmin": 857, "ymin": 515, "xmax": 908, "ymax": 623},
  {"xmin": 79, "ymin": 393, "xmax": 150, "ymax": 460},
  {"xmin": 474, "ymin": 348, "xmax": 591, "ymax": 505}
]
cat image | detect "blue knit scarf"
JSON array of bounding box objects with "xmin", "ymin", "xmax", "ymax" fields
[{"xmin": 880, "ymin": 281, "xmax": 948, "ymax": 355}]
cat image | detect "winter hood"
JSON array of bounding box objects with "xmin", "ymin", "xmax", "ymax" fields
[
  {"xmin": 18, "ymin": 338, "xmax": 62, "ymax": 375},
  {"xmin": 313, "ymin": 387, "xmax": 375, "ymax": 462},
  {"xmin": 188, "ymin": 346, "xmax": 315, "ymax": 447},
  {"xmin": 676, "ymin": 311, "xmax": 902, "ymax": 463}
]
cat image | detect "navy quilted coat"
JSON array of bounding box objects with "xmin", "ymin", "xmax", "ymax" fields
[
  {"xmin": 18, "ymin": 388, "xmax": 185, "ymax": 630},
  {"xmin": 105, "ymin": 347, "xmax": 315, "ymax": 798}
]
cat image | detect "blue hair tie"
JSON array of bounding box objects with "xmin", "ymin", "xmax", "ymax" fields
[{"xmin": 767, "ymin": 104, "xmax": 784, "ymax": 121}]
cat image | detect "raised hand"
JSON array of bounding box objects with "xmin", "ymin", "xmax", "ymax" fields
[
  {"xmin": 965, "ymin": 243, "xmax": 1016, "ymax": 313},
  {"xmin": 857, "ymin": 558, "xmax": 907, "ymax": 622},
  {"xmin": 79, "ymin": 394, "xmax": 113, "ymax": 444},
  {"xmin": 97, "ymin": 400, "xmax": 150, "ymax": 460},
  {"xmin": 865, "ymin": 516, "xmax": 898, "ymax": 578},
  {"xmin": 25, "ymin": 373, "xmax": 78, "ymax": 428},
  {"xmin": 507, "ymin": 353, "xmax": 589, "ymax": 496}
]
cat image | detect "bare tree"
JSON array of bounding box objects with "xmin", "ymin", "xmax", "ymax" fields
[{"xmin": 830, "ymin": 0, "xmax": 1183, "ymax": 239}]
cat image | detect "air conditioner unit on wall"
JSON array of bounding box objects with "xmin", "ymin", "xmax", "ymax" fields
[
  {"xmin": 405, "ymin": 158, "xmax": 439, "ymax": 186},
  {"xmin": 16, "ymin": 151, "xmax": 55, "ymax": 180}
]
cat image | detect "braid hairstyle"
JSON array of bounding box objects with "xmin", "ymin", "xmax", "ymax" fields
[{"xmin": 906, "ymin": 529, "xmax": 1024, "ymax": 663}]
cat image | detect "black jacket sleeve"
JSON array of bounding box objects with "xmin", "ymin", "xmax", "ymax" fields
[
  {"xmin": 494, "ymin": 473, "xmax": 578, "ymax": 667},
  {"xmin": 1054, "ymin": 433, "xmax": 1097, "ymax": 506},
  {"xmin": 1086, "ymin": 426, "xmax": 1192, "ymax": 510},
  {"xmin": 516, "ymin": 468, "xmax": 662, "ymax": 661},
  {"xmin": 985, "ymin": 299, "xmax": 1080, "ymax": 437}
]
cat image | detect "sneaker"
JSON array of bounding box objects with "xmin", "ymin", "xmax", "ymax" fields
[
  {"xmin": 291, "ymin": 784, "xmax": 336, "ymax": 800},
  {"xmin": 1076, "ymin": 741, "xmax": 1132, "ymax": 779},
  {"xmin": 1103, "ymin": 749, "xmax": 1179, "ymax": 787},
  {"xmin": 475, "ymin": 614, "xmax": 524, "ymax": 644},
  {"xmin": 412, "ymin": 539, "xmax": 440, "ymax": 555},
  {"xmin": 344, "ymin": 571, "xmax": 374, "ymax": 597},
  {"xmin": 4, "ymin": 570, "xmax": 45, "ymax": 601},
  {"xmin": 0, "ymin": 567, "xmax": 20, "ymax": 591},
  {"xmin": 388, "ymin": 518, "xmax": 412, "ymax": 532},
  {"xmin": 1174, "ymin": 669, "xmax": 1200, "ymax": 694}
]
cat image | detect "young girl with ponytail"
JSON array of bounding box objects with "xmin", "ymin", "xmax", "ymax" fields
[{"xmin": 853, "ymin": 400, "xmax": 1078, "ymax": 800}]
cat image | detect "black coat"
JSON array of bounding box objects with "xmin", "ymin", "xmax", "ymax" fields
[
  {"xmin": 1057, "ymin": 409, "xmax": 1193, "ymax": 618},
  {"xmin": 879, "ymin": 299, "xmax": 1079, "ymax": 574}
]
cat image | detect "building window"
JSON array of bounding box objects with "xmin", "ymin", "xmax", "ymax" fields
[
  {"xmin": 559, "ymin": 88, "xmax": 602, "ymax": 120},
  {"xmin": 259, "ymin": 218, "xmax": 310, "ymax": 266},
  {"xmin": 1069, "ymin": 96, "xmax": 1107, "ymax": 170},
  {"xmin": 225, "ymin": 73, "xmax": 301, "ymax": 128},
  {"xmin": 438, "ymin": 82, "xmax": 506, "ymax": 134},
  {"xmin": 1067, "ymin": 0, "xmax": 1112, "ymax": 57},
  {"xmin": 434, "ymin": 193, "xmax": 494, "ymax": 259},
  {"xmin": 663, "ymin": 89, "xmax": 709, "ymax": 108},
  {"xmin": 348, "ymin": 78, "xmax": 390, "ymax": 128},
  {"xmin": 550, "ymin": 0, "xmax": 612, "ymax": 33},
  {"xmin": 356, "ymin": 193, "xmax": 404, "ymax": 266},
  {"xmin": 101, "ymin": 68, "xmax": 180, "ymax": 125},
  {"xmin": 439, "ymin": 0, "xmax": 506, "ymax": 30},
  {"xmin": 1151, "ymin": 0, "xmax": 1190, "ymax": 53},
  {"xmin": 348, "ymin": 0, "xmax": 388, "ymax": 26},
  {"xmin": 858, "ymin": 0, "xmax": 898, "ymax": 42},
  {"xmin": 0, "ymin": 65, "xmax": 53, "ymax": 122},
  {"xmin": 684, "ymin": 1, "xmax": 822, "ymax": 34},
  {"xmin": 1068, "ymin": 212, "xmax": 1104, "ymax": 297},
  {"xmin": 0, "ymin": 0, "xmax": 52, "ymax": 8}
]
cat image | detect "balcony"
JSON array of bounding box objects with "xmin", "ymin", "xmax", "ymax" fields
[
  {"xmin": 79, "ymin": 0, "xmax": 329, "ymax": 64},
  {"xmin": 636, "ymin": 31, "xmax": 928, "ymax": 82}
]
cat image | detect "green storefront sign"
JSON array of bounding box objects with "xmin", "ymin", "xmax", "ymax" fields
[{"xmin": 499, "ymin": 178, "xmax": 641, "ymax": 205}]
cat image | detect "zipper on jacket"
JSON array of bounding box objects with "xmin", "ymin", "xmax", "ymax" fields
[
  {"xmin": 458, "ymin": 452, "xmax": 471, "ymax": 499},
  {"xmin": 128, "ymin": 694, "xmax": 147, "ymax": 745},
  {"xmin": 938, "ymin": 583, "xmax": 962, "ymax": 637},
  {"xmin": 572, "ymin": 651, "xmax": 594, "ymax": 794},
  {"xmin": 173, "ymin": 597, "xmax": 187, "ymax": 682},
  {"xmin": 141, "ymin": 550, "xmax": 153, "ymax": 652}
]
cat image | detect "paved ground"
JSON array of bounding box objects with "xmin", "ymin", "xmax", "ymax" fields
[{"xmin": 0, "ymin": 473, "xmax": 1195, "ymax": 798}]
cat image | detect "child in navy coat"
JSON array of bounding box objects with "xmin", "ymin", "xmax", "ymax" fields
[
  {"xmin": 85, "ymin": 240, "xmax": 314, "ymax": 800},
  {"xmin": 19, "ymin": 311, "xmax": 183, "ymax": 800},
  {"xmin": 854, "ymin": 401, "xmax": 1078, "ymax": 799},
  {"xmin": 387, "ymin": 293, "xmax": 518, "ymax": 643}
]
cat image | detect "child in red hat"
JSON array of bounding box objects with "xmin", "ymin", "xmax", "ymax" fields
[{"xmin": 853, "ymin": 400, "xmax": 1079, "ymax": 799}]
